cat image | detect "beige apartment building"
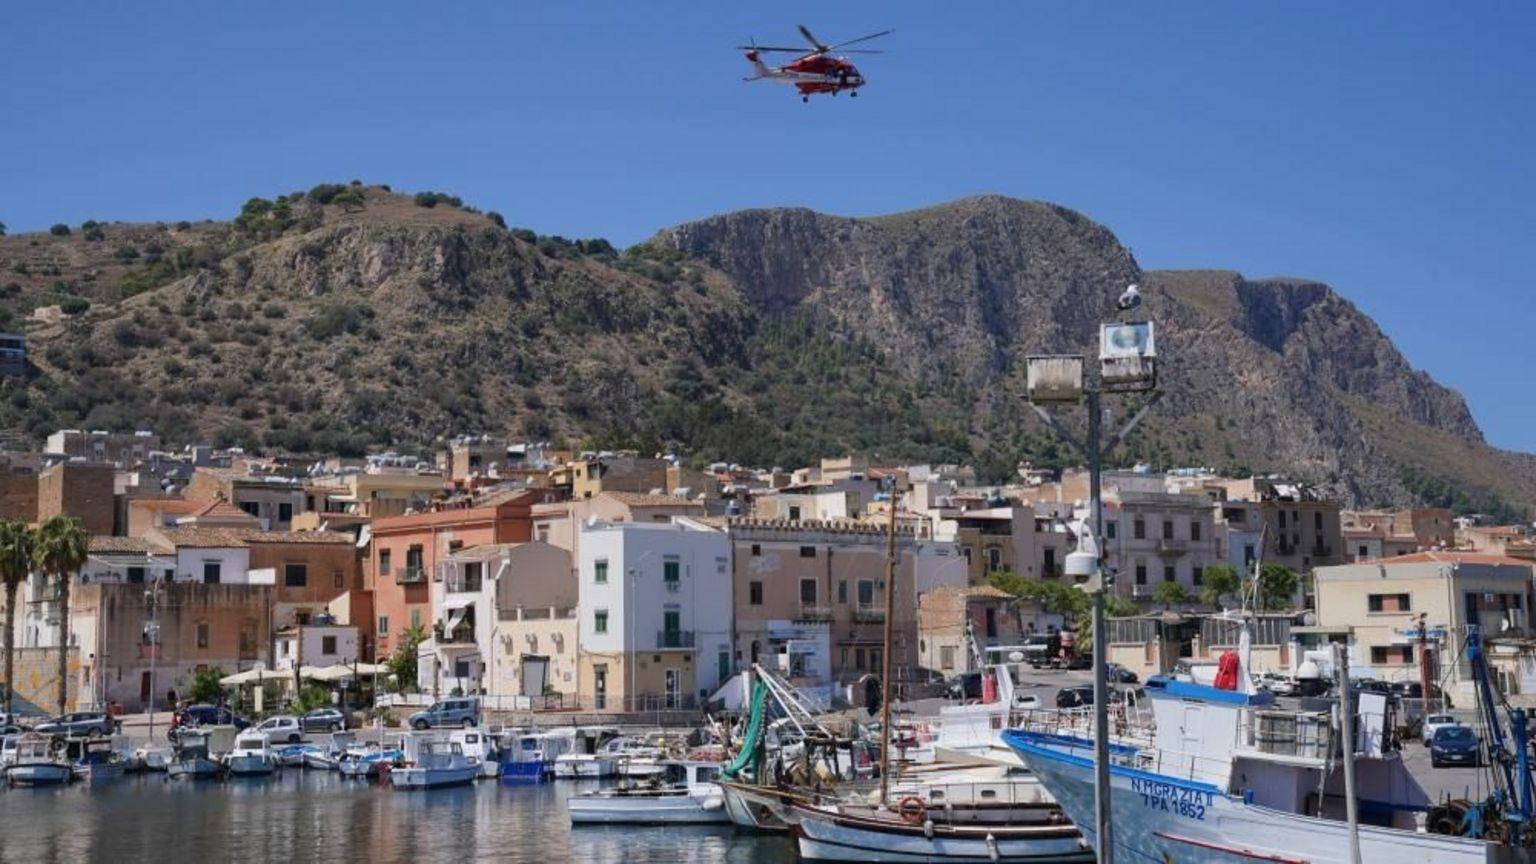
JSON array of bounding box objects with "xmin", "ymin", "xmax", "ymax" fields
[
  {"xmin": 1314, "ymin": 551, "xmax": 1536, "ymax": 702},
  {"xmin": 1103, "ymin": 490, "xmax": 1222, "ymax": 602}
]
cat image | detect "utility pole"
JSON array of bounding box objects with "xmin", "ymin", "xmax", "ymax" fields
[
  {"xmin": 877, "ymin": 487, "xmax": 899, "ymax": 806},
  {"xmin": 1417, "ymin": 614, "xmax": 1434, "ymax": 714},
  {"xmin": 144, "ymin": 574, "xmax": 161, "ymax": 741},
  {"xmin": 1086, "ymin": 388, "xmax": 1113, "ymax": 861},
  {"xmin": 1334, "ymin": 641, "xmax": 1362, "ymax": 864}
]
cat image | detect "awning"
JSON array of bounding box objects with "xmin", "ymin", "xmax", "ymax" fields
[
  {"xmin": 444, "ymin": 607, "xmax": 469, "ymax": 633},
  {"xmin": 220, "ymin": 667, "xmax": 272, "ymax": 686},
  {"xmin": 310, "ymin": 662, "xmax": 389, "ymax": 682}
]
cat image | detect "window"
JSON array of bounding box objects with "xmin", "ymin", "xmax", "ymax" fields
[
  {"xmin": 1106, "ymin": 522, "xmax": 1117, "ymax": 539},
  {"xmin": 1192, "ymin": 566, "xmax": 1204, "ymax": 585},
  {"xmin": 594, "ymin": 558, "xmax": 608, "ymax": 584},
  {"xmin": 536, "ymin": 524, "xmax": 550, "ymax": 542},
  {"xmin": 799, "ymin": 545, "xmax": 815, "ymax": 558},
  {"xmin": 662, "ymin": 610, "xmax": 681, "ymax": 639},
  {"xmin": 789, "ymin": 506, "xmax": 802, "ymax": 521},
  {"xmin": 1243, "ymin": 545, "xmax": 1256, "ymax": 566},
  {"xmin": 1359, "ymin": 545, "xmax": 1370, "ymax": 558},
  {"xmin": 405, "ymin": 545, "xmax": 423, "ymax": 573},
  {"xmin": 1314, "ymin": 511, "xmax": 1324, "ymax": 531},
  {"xmin": 378, "ymin": 615, "xmax": 389, "ymax": 637},
  {"xmin": 870, "ymin": 648, "xmax": 882, "ymax": 670},
  {"xmin": 333, "ymin": 570, "xmax": 344, "ymax": 589},
  {"xmin": 1162, "ymin": 520, "xmax": 1174, "ymax": 540},
  {"xmin": 126, "ymin": 566, "xmax": 145, "ymax": 584},
  {"xmin": 1371, "ymin": 645, "xmax": 1414, "ymax": 665},
  {"xmin": 1135, "ymin": 564, "xmax": 1147, "ymax": 585},
  {"xmin": 284, "ymin": 564, "xmax": 307, "ymax": 587},
  {"xmin": 663, "ymin": 558, "xmax": 680, "ymax": 586},
  {"xmin": 985, "ymin": 547, "xmax": 1003, "ymax": 571},
  {"xmin": 838, "ymin": 580, "xmax": 848, "ymax": 604},
  {"xmin": 749, "ymin": 581, "xmax": 763, "ymax": 605},
  {"xmin": 751, "ymin": 544, "xmax": 761, "ymax": 556},
  {"xmin": 857, "ymin": 580, "xmax": 875, "ymax": 607},
  {"xmin": 296, "ymin": 611, "xmax": 311, "ymax": 625},
  {"xmin": 1043, "ymin": 548, "xmax": 1057, "ymax": 575},
  {"xmin": 379, "ymin": 549, "xmax": 392, "ymax": 575},
  {"xmin": 855, "ymin": 648, "xmax": 867, "ymax": 671},
  {"xmin": 196, "ymin": 621, "xmax": 209, "ymax": 648},
  {"xmin": 322, "ymin": 636, "xmax": 337, "ymax": 654},
  {"xmin": 202, "ymin": 561, "xmax": 221, "ymax": 584},
  {"xmin": 1191, "ymin": 522, "xmax": 1202, "ymax": 542},
  {"xmin": 985, "ymin": 607, "xmax": 997, "ymax": 638},
  {"xmin": 594, "ymin": 609, "xmax": 609, "ymax": 634},
  {"xmin": 278, "ymin": 502, "xmax": 293, "ymax": 523},
  {"xmin": 940, "ymin": 645, "xmax": 956, "ymax": 670},
  {"xmin": 240, "ymin": 501, "xmax": 260, "ymax": 517},
  {"xmin": 1133, "ymin": 520, "xmax": 1145, "ymax": 540},
  {"xmin": 800, "ymin": 578, "xmax": 817, "ymax": 604},
  {"xmin": 1163, "ymin": 565, "xmax": 1175, "ymax": 583},
  {"xmin": 1368, "ymin": 593, "xmax": 1412, "ymax": 613},
  {"xmin": 462, "ymin": 561, "xmax": 483, "ymax": 591},
  {"xmin": 410, "ymin": 608, "xmax": 421, "ymax": 630}
]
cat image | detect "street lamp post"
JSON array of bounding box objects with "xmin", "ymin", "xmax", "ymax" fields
[
  {"xmin": 1026, "ymin": 302, "xmax": 1161, "ymax": 864},
  {"xmin": 144, "ymin": 573, "xmax": 163, "ymax": 742}
]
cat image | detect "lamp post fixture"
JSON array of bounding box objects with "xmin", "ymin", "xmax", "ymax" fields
[{"xmin": 1025, "ymin": 299, "xmax": 1161, "ymax": 864}]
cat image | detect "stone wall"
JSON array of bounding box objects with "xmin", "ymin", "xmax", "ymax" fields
[{"xmin": 0, "ymin": 646, "xmax": 80, "ymax": 714}]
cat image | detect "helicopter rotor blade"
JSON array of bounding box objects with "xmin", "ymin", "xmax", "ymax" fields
[
  {"xmin": 797, "ymin": 24, "xmax": 829, "ymax": 53},
  {"xmin": 828, "ymin": 29, "xmax": 894, "ymax": 51},
  {"xmin": 832, "ymin": 49, "xmax": 884, "ymax": 55},
  {"xmin": 735, "ymin": 45, "xmax": 814, "ymax": 53}
]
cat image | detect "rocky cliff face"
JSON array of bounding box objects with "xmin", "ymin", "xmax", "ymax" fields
[{"xmin": 1, "ymin": 189, "xmax": 1528, "ymax": 513}]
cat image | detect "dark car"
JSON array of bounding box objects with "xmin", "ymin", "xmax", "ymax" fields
[
  {"xmin": 1105, "ymin": 663, "xmax": 1140, "ymax": 684},
  {"xmin": 1056, "ymin": 686, "xmax": 1095, "ymax": 709},
  {"xmin": 1430, "ymin": 725, "xmax": 1481, "ymax": 768},
  {"xmin": 947, "ymin": 672, "xmax": 984, "ymax": 701},
  {"xmin": 33, "ymin": 711, "xmax": 118, "ymax": 738},
  {"xmin": 169, "ymin": 704, "xmax": 250, "ymax": 741}
]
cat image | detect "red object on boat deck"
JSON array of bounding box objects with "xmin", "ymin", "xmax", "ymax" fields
[
  {"xmin": 982, "ymin": 669, "xmax": 998, "ymax": 704},
  {"xmin": 1213, "ymin": 651, "xmax": 1240, "ymax": 691}
]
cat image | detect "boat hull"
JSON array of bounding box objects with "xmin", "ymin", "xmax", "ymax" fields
[
  {"xmin": 792, "ymin": 806, "xmax": 1093, "ymax": 863},
  {"xmin": 554, "ymin": 757, "xmax": 619, "ymax": 779},
  {"xmin": 568, "ymin": 790, "xmax": 731, "ymax": 824},
  {"xmin": 7, "ymin": 763, "xmax": 75, "ymax": 786},
  {"xmin": 169, "ymin": 757, "xmax": 225, "ymax": 779},
  {"xmin": 501, "ymin": 760, "xmax": 552, "ymax": 782},
  {"xmin": 227, "ymin": 755, "xmax": 277, "ymax": 776},
  {"xmin": 76, "ymin": 762, "xmax": 126, "ymax": 781},
  {"xmin": 719, "ymin": 782, "xmax": 800, "ymax": 832},
  {"xmin": 389, "ymin": 765, "xmax": 478, "ymax": 789},
  {"xmin": 1005, "ymin": 731, "xmax": 1501, "ymax": 864}
]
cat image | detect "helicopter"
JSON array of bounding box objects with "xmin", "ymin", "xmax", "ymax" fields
[{"xmin": 738, "ymin": 25, "xmax": 892, "ymax": 102}]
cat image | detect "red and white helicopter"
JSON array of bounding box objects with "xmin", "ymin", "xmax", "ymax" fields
[{"xmin": 739, "ymin": 25, "xmax": 893, "ymax": 102}]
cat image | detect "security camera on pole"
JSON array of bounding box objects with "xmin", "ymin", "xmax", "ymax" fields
[{"xmin": 1024, "ymin": 286, "xmax": 1161, "ymax": 864}]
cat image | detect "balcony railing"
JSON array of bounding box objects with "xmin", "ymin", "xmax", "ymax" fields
[
  {"xmin": 852, "ymin": 605, "xmax": 886, "ymax": 623},
  {"xmin": 1311, "ymin": 545, "xmax": 1333, "ymax": 558},
  {"xmin": 396, "ymin": 566, "xmax": 426, "ymax": 585},
  {"xmin": 445, "ymin": 577, "xmax": 483, "ymax": 594},
  {"xmin": 656, "ymin": 630, "xmax": 695, "ymax": 649},
  {"xmin": 796, "ymin": 605, "xmax": 834, "ymax": 621},
  {"xmin": 663, "ymin": 579, "xmax": 680, "ymax": 593},
  {"xmin": 1156, "ymin": 538, "xmax": 1187, "ymax": 555}
]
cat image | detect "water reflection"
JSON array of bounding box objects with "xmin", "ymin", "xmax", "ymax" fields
[{"xmin": 0, "ymin": 773, "xmax": 796, "ymax": 864}]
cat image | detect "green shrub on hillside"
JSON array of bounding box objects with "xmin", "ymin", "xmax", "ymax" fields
[{"xmin": 49, "ymin": 224, "xmax": 70, "ymax": 236}]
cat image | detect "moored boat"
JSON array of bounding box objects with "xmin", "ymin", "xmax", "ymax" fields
[
  {"xmin": 500, "ymin": 728, "xmax": 574, "ymax": 782},
  {"xmin": 790, "ymin": 799, "xmax": 1093, "ymax": 863},
  {"xmin": 554, "ymin": 752, "xmax": 619, "ymax": 779},
  {"xmin": 224, "ymin": 730, "xmax": 278, "ymax": 777},
  {"xmin": 389, "ymin": 736, "xmax": 480, "ymax": 790},
  {"xmin": 5, "ymin": 734, "xmax": 74, "ymax": 786},
  {"xmin": 567, "ymin": 761, "xmax": 729, "ymax": 825},
  {"xmin": 71, "ymin": 737, "xmax": 126, "ymax": 782},
  {"xmin": 169, "ymin": 727, "xmax": 232, "ymax": 780}
]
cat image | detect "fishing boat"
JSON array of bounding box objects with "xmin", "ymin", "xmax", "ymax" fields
[
  {"xmin": 168, "ymin": 727, "xmax": 231, "ymax": 780},
  {"xmin": 336, "ymin": 740, "xmax": 403, "ymax": 779},
  {"xmin": 500, "ymin": 728, "xmax": 574, "ymax": 782},
  {"xmin": 1004, "ymin": 627, "xmax": 1532, "ymax": 863},
  {"xmin": 567, "ymin": 761, "xmax": 729, "ymax": 824},
  {"xmin": 389, "ymin": 736, "xmax": 480, "ymax": 790},
  {"xmin": 71, "ymin": 738, "xmax": 127, "ymax": 782},
  {"xmin": 5, "ymin": 734, "xmax": 74, "ymax": 786},
  {"xmin": 554, "ymin": 751, "xmax": 620, "ymax": 779},
  {"xmin": 450, "ymin": 728, "xmax": 500, "ymax": 779},
  {"xmin": 135, "ymin": 745, "xmax": 172, "ymax": 772},
  {"xmin": 224, "ymin": 730, "xmax": 278, "ymax": 777},
  {"xmin": 275, "ymin": 742, "xmax": 323, "ymax": 768},
  {"xmin": 303, "ymin": 730, "xmax": 354, "ymax": 771},
  {"xmin": 790, "ymin": 798, "xmax": 1093, "ymax": 863}
]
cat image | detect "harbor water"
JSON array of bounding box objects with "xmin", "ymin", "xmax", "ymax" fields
[{"xmin": 0, "ymin": 772, "xmax": 797, "ymax": 864}]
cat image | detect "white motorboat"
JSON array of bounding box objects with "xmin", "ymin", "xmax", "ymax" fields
[
  {"xmin": 389, "ymin": 736, "xmax": 480, "ymax": 790},
  {"xmin": 135, "ymin": 745, "xmax": 172, "ymax": 772},
  {"xmin": 225, "ymin": 730, "xmax": 278, "ymax": 776},
  {"xmin": 336, "ymin": 740, "xmax": 402, "ymax": 779},
  {"xmin": 500, "ymin": 728, "xmax": 574, "ymax": 782},
  {"xmin": 5, "ymin": 734, "xmax": 74, "ymax": 786},
  {"xmin": 554, "ymin": 752, "xmax": 619, "ymax": 779},
  {"xmin": 567, "ymin": 761, "xmax": 729, "ymax": 824},
  {"xmin": 304, "ymin": 730, "xmax": 354, "ymax": 771},
  {"xmin": 450, "ymin": 729, "xmax": 500, "ymax": 779},
  {"xmin": 275, "ymin": 742, "xmax": 323, "ymax": 767},
  {"xmin": 169, "ymin": 727, "xmax": 233, "ymax": 780}
]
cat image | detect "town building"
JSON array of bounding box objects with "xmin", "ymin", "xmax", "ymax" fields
[
  {"xmin": 576, "ymin": 518, "xmax": 733, "ymax": 711},
  {"xmin": 570, "ymin": 454, "xmax": 669, "ymax": 500},
  {"xmin": 1101, "ymin": 490, "xmax": 1222, "ymax": 602},
  {"xmin": 0, "ymin": 331, "xmax": 26, "ymax": 377},
  {"xmin": 917, "ymin": 584, "xmax": 1046, "ymax": 677},
  {"xmin": 38, "ymin": 460, "xmax": 116, "ymax": 535},
  {"xmin": 44, "ymin": 429, "xmax": 159, "ymax": 465},
  {"xmin": 183, "ymin": 467, "xmax": 306, "ymax": 531},
  {"xmin": 304, "ymin": 454, "xmax": 446, "ymax": 519},
  {"xmin": 274, "ymin": 622, "xmax": 360, "ymax": 670}
]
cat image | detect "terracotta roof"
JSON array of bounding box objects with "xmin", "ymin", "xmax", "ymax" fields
[
  {"xmin": 89, "ymin": 535, "xmax": 171, "ymax": 554},
  {"xmin": 239, "ymin": 530, "xmax": 355, "ymax": 545},
  {"xmin": 131, "ymin": 498, "xmax": 202, "ymax": 514},
  {"xmin": 190, "ymin": 498, "xmax": 255, "ymax": 520},
  {"xmin": 600, "ymin": 491, "xmax": 699, "ymax": 507},
  {"xmin": 155, "ymin": 527, "xmax": 249, "ymax": 548},
  {"xmin": 1375, "ymin": 551, "xmax": 1535, "ymax": 568}
]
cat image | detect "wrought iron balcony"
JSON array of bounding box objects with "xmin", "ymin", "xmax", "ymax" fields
[
  {"xmin": 852, "ymin": 604, "xmax": 886, "ymax": 623},
  {"xmin": 656, "ymin": 630, "xmax": 695, "ymax": 649},
  {"xmin": 796, "ymin": 604, "xmax": 834, "ymax": 621},
  {"xmin": 395, "ymin": 566, "xmax": 426, "ymax": 585}
]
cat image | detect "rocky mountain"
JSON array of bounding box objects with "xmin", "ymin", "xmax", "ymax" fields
[{"xmin": 0, "ymin": 186, "xmax": 1529, "ymax": 515}]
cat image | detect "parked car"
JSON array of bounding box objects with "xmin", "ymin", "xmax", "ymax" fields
[
  {"xmin": 1104, "ymin": 663, "xmax": 1139, "ymax": 684},
  {"xmin": 1255, "ymin": 673, "xmax": 1300, "ymax": 697},
  {"xmin": 170, "ymin": 704, "xmax": 250, "ymax": 741},
  {"xmin": 407, "ymin": 697, "xmax": 481, "ymax": 730},
  {"xmin": 1056, "ymin": 686, "xmax": 1095, "ymax": 709},
  {"xmin": 946, "ymin": 672, "xmax": 983, "ymax": 701},
  {"xmin": 1422, "ymin": 713, "xmax": 1462, "ymax": 746},
  {"xmin": 1392, "ymin": 680, "xmax": 1446, "ymax": 703},
  {"xmin": 33, "ymin": 711, "xmax": 118, "ymax": 738},
  {"xmin": 1429, "ymin": 725, "xmax": 1481, "ymax": 768},
  {"xmin": 251, "ymin": 715, "xmax": 304, "ymax": 743},
  {"xmin": 1022, "ymin": 632, "xmax": 1062, "ymax": 668},
  {"xmin": 300, "ymin": 708, "xmax": 347, "ymax": 733}
]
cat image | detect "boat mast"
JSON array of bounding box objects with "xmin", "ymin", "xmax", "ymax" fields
[
  {"xmin": 1332, "ymin": 641, "xmax": 1362, "ymax": 864},
  {"xmin": 877, "ymin": 483, "xmax": 898, "ymax": 807}
]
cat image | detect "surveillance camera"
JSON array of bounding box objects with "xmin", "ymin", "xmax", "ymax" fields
[{"xmin": 1116, "ymin": 284, "xmax": 1142, "ymax": 311}]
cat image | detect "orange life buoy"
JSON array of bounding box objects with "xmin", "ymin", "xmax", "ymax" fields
[{"xmin": 897, "ymin": 795, "xmax": 926, "ymax": 825}]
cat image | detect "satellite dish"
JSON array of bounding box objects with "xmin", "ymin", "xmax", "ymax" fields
[
  {"xmin": 1008, "ymin": 651, "xmax": 1025, "ymax": 664},
  {"xmin": 1296, "ymin": 659, "xmax": 1321, "ymax": 680}
]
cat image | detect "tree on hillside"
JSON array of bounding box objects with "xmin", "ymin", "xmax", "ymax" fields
[
  {"xmin": 33, "ymin": 516, "xmax": 88, "ymax": 714},
  {"xmin": 1153, "ymin": 581, "xmax": 1190, "ymax": 610},
  {"xmin": 331, "ymin": 187, "xmax": 366, "ymax": 212},
  {"xmin": 0, "ymin": 520, "xmax": 35, "ymax": 714},
  {"xmin": 1258, "ymin": 564, "xmax": 1299, "ymax": 611},
  {"xmin": 1200, "ymin": 564, "xmax": 1242, "ymax": 607}
]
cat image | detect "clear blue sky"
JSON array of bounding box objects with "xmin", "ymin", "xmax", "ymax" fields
[{"xmin": 3, "ymin": 3, "xmax": 1532, "ymax": 450}]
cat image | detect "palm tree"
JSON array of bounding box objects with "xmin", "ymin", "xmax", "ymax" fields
[
  {"xmin": 34, "ymin": 516, "xmax": 88, "ymax": 714},
  {"xmin": 0, "ymin": 520, "xmax": 35, "ymax": 714}
]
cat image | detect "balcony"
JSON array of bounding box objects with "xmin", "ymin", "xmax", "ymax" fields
[
  {"xmin": 445, "ymin": 576, "xmax": 483, "ymax": 594},
  {"xmin": 1311, "ymin": 545, "xmax": 1333, "ymax": 558},
  {"xmin": 1156, "ymin": 538, "xmax": 1187, "ymax": 556},
  {"xmin": 395, "ymin": 566, "xmax": 426, "ymax": 585},
  {"xmin": 663, "ymin": 579, "xmax": 681, "ymax": 594},
  {"xmin": 656, "ymin": 630, "xmax": 695, "ymax": 649},
  {"xmin": 796, "ymin": 605, "xmax": 834, "ymax": 621},
  {"xmin": 852, "ymin": 604, "xmax": 886, "ymax": 623}
]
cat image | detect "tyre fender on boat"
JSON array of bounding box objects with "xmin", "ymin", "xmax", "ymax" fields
[{"xmin": 897, "ymin": 795, "xmax": 925, "ymax": 825}]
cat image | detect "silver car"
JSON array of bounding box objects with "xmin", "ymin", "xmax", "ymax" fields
[
  {"xmin": 301, "ymin": 708, "xmax": 347, "ymax": 733},
  {"xmin": 33, "ymin": 711, "xmax": 117, "ymax": 737},
  {"xmin": 407, "ymin": 697, "xmax": 480, "ymax": 730}
]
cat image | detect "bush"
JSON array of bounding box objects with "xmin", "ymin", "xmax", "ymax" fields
[
  {"xmin": 487, "ymin": 211, "xmax": 506, "ymax": 229},
  {"xmin": 188, "ymin": 667, "xmax": 226, "ymax": 704},
  {"xmin": 306, "ymin": 183, "xmax": 347, "ymax": 204},
  {"xmin": 413, "ymin": 191, "xmax": 463, "ymax": 209},
  {"xmin": 175, "ymin": 220, "xmax": 192, "ymax": 231},
  {"xmin": 261, "ymin": 302, "xmax": 287, "ymax": 319},
  {"xmin": 0, "ymin": 221, "xmax": 6, "ymax": 237},
  {"xmin": 49, "ymin": 223, "xmax": 71, "ymax": 236},
  {"xmin": 330, "ymin": 187, "xmax": 366, "ymax": 211},
  {"xmin": 59, "ymin": 297, "xmax": 89, "ymax": 315},
  {"xmin": 307, "ymin": 300, "xmax": 372, "ymax": 339}
]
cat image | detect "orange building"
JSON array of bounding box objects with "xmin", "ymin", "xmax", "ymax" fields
[{"xmin": 369, "ymin": 489, "xmax": 563, "ymax": 659}]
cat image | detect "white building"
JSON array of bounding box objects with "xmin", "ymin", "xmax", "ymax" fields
[
  {"xmin": 577, "ymin": 518, "xmax": 732, "ymax": 710},
  {"xmin": 275, "ymin": 623, "xmax": 360, "ymax": 670}
]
